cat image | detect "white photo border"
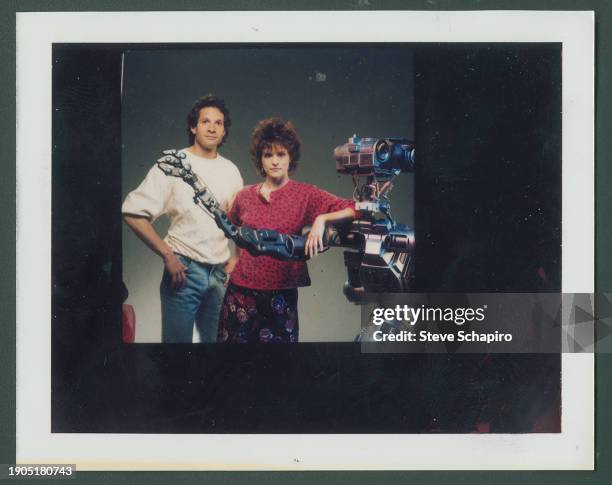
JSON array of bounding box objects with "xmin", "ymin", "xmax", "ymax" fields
[{"xmin": 16, "ymin": 10, "xmax": 594, "ymax": 470}]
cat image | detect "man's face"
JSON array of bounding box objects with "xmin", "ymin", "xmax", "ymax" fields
[{"xmin": 190, "ymin": 107, "xmax": 226, "ymax": 151}]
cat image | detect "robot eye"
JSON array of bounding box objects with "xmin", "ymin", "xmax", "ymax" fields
[{"xmin": 375, "ymin": 140, "xmax": 391, "ymax": 162}]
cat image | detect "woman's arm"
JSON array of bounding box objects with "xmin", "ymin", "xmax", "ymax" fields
[{"xmin": 305, "ymin": 207, "xmax": 358, "ymax": 257}]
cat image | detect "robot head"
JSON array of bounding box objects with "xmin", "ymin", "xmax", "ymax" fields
[{"xmin": 334, "ymin": 134, "xmax": 415, "ymax": 180}]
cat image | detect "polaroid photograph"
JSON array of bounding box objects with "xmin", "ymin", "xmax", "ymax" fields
[{"xmin": 16, "ymin": 11, "xmax": 593, "ymax": 470}]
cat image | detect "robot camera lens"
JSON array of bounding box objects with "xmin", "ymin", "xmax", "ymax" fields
[{"xmin": 374, "ymin": 140, "xmax": 390, "ymax": 162}]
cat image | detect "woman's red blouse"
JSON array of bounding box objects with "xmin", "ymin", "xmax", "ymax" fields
[{"xmin": 227, "ymin": 180, "xmax": 355, "ymax": 290}]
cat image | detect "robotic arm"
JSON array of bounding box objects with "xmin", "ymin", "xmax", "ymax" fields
[{"xmin": 156, "ymin": 150, "xmax": 308, "ymax": 261}]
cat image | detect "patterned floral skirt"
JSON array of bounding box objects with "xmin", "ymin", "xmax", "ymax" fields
[{"xmin": 217, "ymin": 283, "xmax": 299, "ymax": 343}]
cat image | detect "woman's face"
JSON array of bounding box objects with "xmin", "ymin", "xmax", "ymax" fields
[{"xmin": 261, "ymin": 143, "xmax": 291, "ymax": 184}]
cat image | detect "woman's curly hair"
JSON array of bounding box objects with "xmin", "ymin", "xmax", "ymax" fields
[{"xmin": 249, "ymin": 118, "xmax": 301, "ymax": 177}]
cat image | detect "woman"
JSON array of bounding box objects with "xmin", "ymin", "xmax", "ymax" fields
[{"xmin": 218, "ymin": 118, "xmax": 358, "ymax": 343}]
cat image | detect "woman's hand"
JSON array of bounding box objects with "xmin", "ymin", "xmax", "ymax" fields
[
  {"xmin": 223, "ymin": 256, "xmax": 238, "ymax": 287},
  {"xmin": 306, "ymin": 215, "xmax": 327, "ymax": 257},
  {"xmin": 223, "ymin": 256, "xmax": 237, "ymax": 275}
]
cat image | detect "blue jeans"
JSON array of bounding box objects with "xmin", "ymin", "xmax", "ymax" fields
[{"xmin": 160, "ymin": 253, "xmax": 227, "ymax": 343}]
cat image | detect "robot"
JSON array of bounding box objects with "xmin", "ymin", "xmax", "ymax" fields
[{"xmin": 156, "ymin": 135, "xmax": 415, "ymax": 303}]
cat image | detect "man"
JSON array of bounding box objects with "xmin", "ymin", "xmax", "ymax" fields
[{"xmin": 122, "ymin": 95, "xmax": 243, "ymax": 343}]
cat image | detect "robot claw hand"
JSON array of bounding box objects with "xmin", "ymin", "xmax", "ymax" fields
[{"xmin": 157, "ymin": 149, "xmax": 187, "ymax": 177}]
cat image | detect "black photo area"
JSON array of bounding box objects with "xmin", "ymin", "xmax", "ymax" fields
[{"xmin": 52, "ymin": 44, "xmax": 560, "ymax": 433}]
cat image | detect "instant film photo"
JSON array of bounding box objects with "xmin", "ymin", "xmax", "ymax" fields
[{"xmin": 16, "ymin": 10, "xmax": 594, "ymax": 471}]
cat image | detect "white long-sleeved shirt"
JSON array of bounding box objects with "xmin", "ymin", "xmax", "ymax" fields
[{"xmin": 122, "ymin": 149, "xmax": 243, "ymax": 264}]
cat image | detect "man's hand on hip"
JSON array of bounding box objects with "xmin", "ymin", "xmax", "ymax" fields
[{"xmin": 164, "ymin": 253, "xmax": 188, "ymax": 290}]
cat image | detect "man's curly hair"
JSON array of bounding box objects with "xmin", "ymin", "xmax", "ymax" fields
[
  {"xmin": 249, "ymin": 118, "xmax": 301, "ymax": 177},
  {"xmin": 186, "ymin": 94, "xmax": 231, "ymax": 146}
]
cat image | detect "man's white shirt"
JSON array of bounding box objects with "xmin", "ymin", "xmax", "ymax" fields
[{"xmin": 122, "ymin": 149, "xmax": 243, "ymax": 264}]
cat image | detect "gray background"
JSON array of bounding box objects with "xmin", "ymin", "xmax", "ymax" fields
[{"xmin": 122, "ymin": 46, "xmax": 415, "ymax": 342}]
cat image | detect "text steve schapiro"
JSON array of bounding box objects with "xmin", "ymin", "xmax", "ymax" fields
[{"xmin": 371, "ymin": 329, "xmax": 513, "ymax": 343}]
